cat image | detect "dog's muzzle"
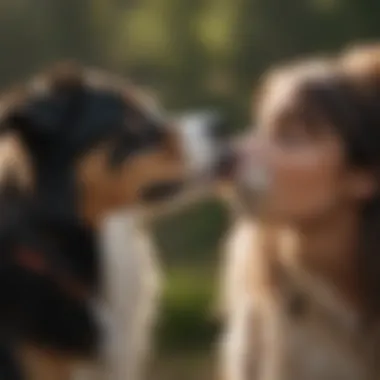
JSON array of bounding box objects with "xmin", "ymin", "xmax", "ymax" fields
[
  {"xmin": 139, "ymin": 111, "xmax": 238, "ymax": 212},
  {"xmin": 175, "ymin": 111, "xmax": 237, "ymax": 181}
]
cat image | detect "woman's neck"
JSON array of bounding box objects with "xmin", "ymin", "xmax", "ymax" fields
[{"xmin": 283, "ymin": 208, "xmax": 363, "ymax": 310}]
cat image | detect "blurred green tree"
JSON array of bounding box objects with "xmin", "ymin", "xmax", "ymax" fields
[{"xmin": 0, "ymin": 0, "xmax": 379, "ymax": 264}]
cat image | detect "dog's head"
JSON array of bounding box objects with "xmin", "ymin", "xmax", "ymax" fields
[{"xmin": 0, "ymin": 62, "xmax": 230, "ymax": 226}]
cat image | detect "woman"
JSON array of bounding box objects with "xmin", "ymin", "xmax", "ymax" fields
[{"xmin": 219, "ymin": 45, "xmax": 380, "ymax": 380}]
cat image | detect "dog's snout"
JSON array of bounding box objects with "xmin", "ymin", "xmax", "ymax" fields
[
  {"xmin": 208, "ymin": 117, "xmax": 229, "ymax": 141},
  {"xmin": 214, "ymin": 145, "xmax": 238, "ymax": 179},
  {"xmin": 206, "ymin": 117, "xmax": 239, "ymax": 179}
]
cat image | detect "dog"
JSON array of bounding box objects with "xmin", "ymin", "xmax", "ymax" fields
[{"xmin": 0, "ymin": 62, "xmax": 232, "ymax": 380}]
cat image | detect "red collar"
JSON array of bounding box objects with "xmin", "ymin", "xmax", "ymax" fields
[{"xmin": 14, "ymin": 245, "xmax": 90, "ymax": 300}]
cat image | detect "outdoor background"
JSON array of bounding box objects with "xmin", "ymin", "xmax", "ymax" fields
[{"xmin": 1, "ymin": 0, "xmax": 380, "ymax": 378}]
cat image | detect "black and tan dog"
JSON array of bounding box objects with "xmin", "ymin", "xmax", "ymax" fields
[{"xmin": 0, "ymin": 63, "xmax": 230, "ymax": 380}]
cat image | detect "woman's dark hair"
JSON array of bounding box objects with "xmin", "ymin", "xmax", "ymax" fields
[
  {"xmin": 340, "ymin": 46, "xmax": 380, "ymax": 317},
  {"xmin": 256, "ymin": 46, "xmax": 380, "ymax": 317}
]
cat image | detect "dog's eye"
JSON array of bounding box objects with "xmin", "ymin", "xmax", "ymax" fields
[
  {"xmin": 138, "ymin": 119, "xmax": 166, "ymax": 146},
  {"xmin": 108, "ymin": 120, "xmax": 167, "ymax": 167}
]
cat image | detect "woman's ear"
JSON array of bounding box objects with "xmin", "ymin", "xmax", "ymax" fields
[{"xmin": 347, "ymin": 169, "xmax": 377, "ymax": 201}]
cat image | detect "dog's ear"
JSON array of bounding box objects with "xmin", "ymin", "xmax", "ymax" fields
[
  {"xmin": 6, "ymin": 87, "xmax": 125, "ymax": 150},
  {"xmin": 3, "ymin": 62, "xmax": 86, "ymax": 141},
  {"xmin": 7, "ymin": 94, "xmax": 84, "ymax": 142},
  {"xmin": 8, "ymin": 98, "xmax": 70, "ymax": 141}
]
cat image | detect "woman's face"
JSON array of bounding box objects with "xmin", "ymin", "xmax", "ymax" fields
[{"xmin": 236, "ymin": 73, "xmax": 373, "ymax": 223}]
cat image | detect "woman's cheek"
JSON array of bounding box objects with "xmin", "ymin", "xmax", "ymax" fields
[
  {"xmin": 268, "ymin": 152, "xmax": 318, "ymax": 201},
  {"xmin": 270, "ymin": 152, "xmax": 335, "ymax": 217}
]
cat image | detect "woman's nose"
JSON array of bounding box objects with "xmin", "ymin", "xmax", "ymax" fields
[{"xmin": 235, "ymin": 131, "xmax": 264, "ymax": 163}]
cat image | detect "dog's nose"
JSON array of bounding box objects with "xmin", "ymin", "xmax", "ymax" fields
[
  {"xmin": 214, "ymin": 145, "xmax": 238, "ymax": 179},
  {"xmin": 208, "ymin": 116, "xmax": 229, "ymax": 141},
  {"xmin": 205, "ymin": 116, "xmax": 239, "ymax": 179}
]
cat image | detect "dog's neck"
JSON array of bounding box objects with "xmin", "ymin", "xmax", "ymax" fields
[{"xmin": 0, "ymin": 180, "xmax": 100, "ymax": 292}]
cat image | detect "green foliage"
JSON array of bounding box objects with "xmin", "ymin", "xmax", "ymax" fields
[
  {"xmin": 2, "ymin": 0, "xmax": 379, "ymax": 123},
  {"xmin": 156, "ymin": 267, "xmax": 220, "ymax": 352},
  {"xmin": 153, "ymin": 199, "xmax": 229, "ymax": 264}
]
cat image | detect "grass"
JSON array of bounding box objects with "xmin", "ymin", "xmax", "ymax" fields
[
  {"xmin": 149, "ymin": 266, "xmax": 221, "ymax": 379},
  {"xmin": 149, "ymin": 352, "xmax": 217, "ymax": 380},
  {"xmin": 156, "ymin": 266, "xmax": 221, "ymax": 352}
]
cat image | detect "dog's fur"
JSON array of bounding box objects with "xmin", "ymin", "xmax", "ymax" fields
[{"xmin": 0, "ymin": 62, "xmax": 215, "ymax": 380}]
